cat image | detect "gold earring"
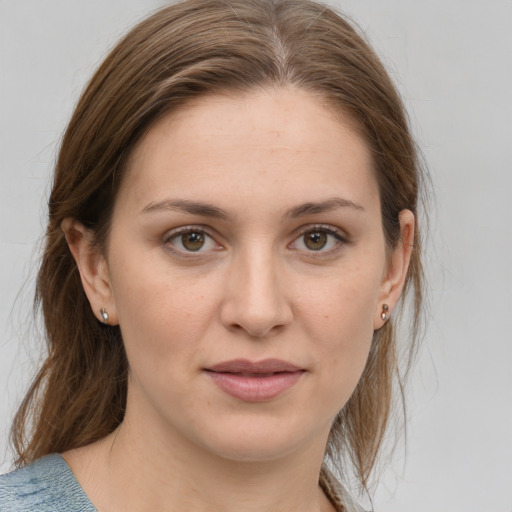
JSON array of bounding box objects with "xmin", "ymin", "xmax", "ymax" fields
[
  {"xmin": 380, "ymin": 304, "xmax": 389, "ymax": 321},
  {"xmin": 100, "ymin": 307, "xmax": 109, "ymax": 325}
]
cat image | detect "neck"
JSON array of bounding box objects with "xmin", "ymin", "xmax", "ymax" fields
[
  {"xmin": 63, "ymin": 393, "xmax": 336, "ymax": 512},
  {"xmin": 102, "ymin": 415, "xmax": 334, "ymax": 512}
]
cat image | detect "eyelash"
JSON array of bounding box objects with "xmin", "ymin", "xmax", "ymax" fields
[
  {"xmin": 289, "ymin": 225, "xmax": 349, "ymax": 258},
  {"xmin": 162, "ymin": 225, "xmax": 220, "ymax": 258},
  {"xmin": 162, "ymin": 224, "xmax": 349, "ymax": 259}
]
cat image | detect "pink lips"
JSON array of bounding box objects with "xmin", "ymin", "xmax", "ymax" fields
[{"xmin": 205, "ymin": 359, "xmax": 305, "ymax": 402}]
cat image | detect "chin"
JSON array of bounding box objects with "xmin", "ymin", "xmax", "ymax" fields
[{"xmin": 189, "ymin": 414, "xmax": 329, "ymax": 464}]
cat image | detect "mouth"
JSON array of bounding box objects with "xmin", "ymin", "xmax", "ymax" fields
[
  {"xmin": 204, "ymin": 359, "xmax": 306, "ymax": 402},
  {"xmin": 207, "ymin": 358, "xmax": 303, "ymax": 374}
]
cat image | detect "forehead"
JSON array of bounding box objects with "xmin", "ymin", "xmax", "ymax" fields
[{"xmin": 118, "ymin": 87, "xmax": 379, "ymax": 218}]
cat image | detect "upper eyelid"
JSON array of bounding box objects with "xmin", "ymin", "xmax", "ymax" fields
[
  {"xmin": 290, "ymin": 226, "xmax": 347, "ymax": 245},
  {"xmin": 163, "ymin": 225, "xmax": 217, "ymax": 241},
  {"xmin": 291, "ymin": 224, "xmax": 348, "ymax": 241},
  {"xmin": 162, "ymin": 223, "xmax": 346, "ymax": 237},
  {"xmin": 162, "ymin": 227, "xmax": 221, "ymax": 257},
  {"xmin": 162, "ymin": 224, "xmax": 349, "ymax": 250}
]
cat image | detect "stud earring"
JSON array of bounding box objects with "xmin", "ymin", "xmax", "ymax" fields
[
  {"xmin": 100, "ymin": 308, "xmax": 109, "ymax": 325},
  {"xmin": 381, "ymin": 304, "xmax": 389, "ymax": 321}
]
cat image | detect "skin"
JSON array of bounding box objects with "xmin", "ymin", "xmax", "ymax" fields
[{"xmin": 62, "ymin": 87, "xmax": 414, "ymax": 512}]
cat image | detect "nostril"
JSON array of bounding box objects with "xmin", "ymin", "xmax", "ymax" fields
[
  {"xmin": 238, "ymin": 322, "xmax": 286, "ymax": 339},
  {"xmin": 218, "ymin": 265, "xmax": 293, "ymax": 337}
]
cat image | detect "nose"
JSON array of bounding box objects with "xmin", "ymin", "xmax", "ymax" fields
[{"xmin": 219, "ymin": 245, "xmax": 293, "ymax": 338}]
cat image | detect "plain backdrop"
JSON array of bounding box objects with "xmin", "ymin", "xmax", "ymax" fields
[{"xmin": 1, "ymin": 1, "xmax": 511, "ymax": 511}]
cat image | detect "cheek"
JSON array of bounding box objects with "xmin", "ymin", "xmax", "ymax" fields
[
  {"xmin": 298, "ymin": 266, "xmax": 380, "ymax": 393},
  {"xmin": 301, "ymin": 264, "xmax": 379, "ymax": 339},
  {"xmin": 109, "ymin": 254, "xmax": 222, "ymax": 373}
]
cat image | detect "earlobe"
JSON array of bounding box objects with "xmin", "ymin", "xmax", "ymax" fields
[
  {"xmin": 61, "ymin": 218, "xmax": 118, "ymax": 325},
  {"xmin": 374, "ymin": 209, "xmax": 415, "ymax": 329}
]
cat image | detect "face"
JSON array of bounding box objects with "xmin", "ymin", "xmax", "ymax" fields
[{"xmin": 77, "ymin": 87, "xmax": 411, "ymax": 462}]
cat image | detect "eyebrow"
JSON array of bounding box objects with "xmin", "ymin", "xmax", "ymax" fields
[
  {"xmin": 284, "ymin": 197, "xmax": 365, "ymax": 218},
  {"xmin": 140, "ymin": 197, "xmax": 365, "ymax": 220},
  {"xmin": 141, "ymin": 199, "xmax": 231, "ymax": 220}
]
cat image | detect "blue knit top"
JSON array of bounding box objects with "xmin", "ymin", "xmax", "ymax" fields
[{"xmin": 0, "ymin": 454, "xmax": 96, "ymax": 511}]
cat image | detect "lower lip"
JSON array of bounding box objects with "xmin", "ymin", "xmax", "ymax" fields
[{"xmin": 205, "ymin": 371, "xmax": 305, "ymax": 402}]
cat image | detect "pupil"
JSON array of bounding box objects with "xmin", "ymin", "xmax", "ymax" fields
[
  {"xmin": 305, "ymin": 231, "xmax": 327, "ymax": 250},
  {"xmin": 183, "ymin": 232, "xmax": 204, "ymax": 251}
]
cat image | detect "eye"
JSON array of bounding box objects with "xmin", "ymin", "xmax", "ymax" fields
[
  {"xmin": 164, "ymin": 227, "xmax": 219, "ymax": 254},
  {"xmin": 290, "ymin": 226, "xmax": 347, "ymax": 254}
]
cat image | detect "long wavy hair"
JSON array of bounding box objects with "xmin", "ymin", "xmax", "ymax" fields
[{"xmin": 11, "ymin": 0, "xmax": 427, "ymax": 499}]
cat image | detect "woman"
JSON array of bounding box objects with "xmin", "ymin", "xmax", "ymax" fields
[{"xmin": 0, "ymin": 0, "xmax": 426, "ymax": 510}]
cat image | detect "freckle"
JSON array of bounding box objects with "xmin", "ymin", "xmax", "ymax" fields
[{"xmin": 324, "ymin": 315, "xmax": 329, "ymax": 319}]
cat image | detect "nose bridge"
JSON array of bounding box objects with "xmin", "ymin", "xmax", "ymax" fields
[{"xmin": 220, "ymin": 239, "xmax": 292, "ymax": 337}]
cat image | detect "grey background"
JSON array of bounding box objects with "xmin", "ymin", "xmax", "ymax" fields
[{"xmin": 1, "ymin": 1, "xmax": 511, "ymax": 511}]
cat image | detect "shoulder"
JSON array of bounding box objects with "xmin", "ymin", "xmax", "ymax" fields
[{"xmin": 0, "ymin": 454, "xmax": 96, "ymax": 512}]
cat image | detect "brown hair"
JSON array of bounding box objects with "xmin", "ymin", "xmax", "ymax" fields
[{"xmin": 11, "ymin": 0, "xmax": 427, "ymax": 497}]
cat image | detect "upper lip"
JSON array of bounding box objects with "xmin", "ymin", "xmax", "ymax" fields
[{"xmin": 206, "ymin": 358, "xmax": 303, "ymax": 374}]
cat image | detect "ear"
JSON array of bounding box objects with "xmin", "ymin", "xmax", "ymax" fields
[
  {"xmin": 61, "ymin": 218, "xmax": 118, "ymax": 325},
  {"xmin": 373, "ymin": 209, "xmax": 415, "ymax": 329}
]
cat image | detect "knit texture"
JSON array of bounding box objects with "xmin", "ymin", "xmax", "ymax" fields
[{"xmin": 0, "ymin": 454, "xmax": 96, "ymax": 511}]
